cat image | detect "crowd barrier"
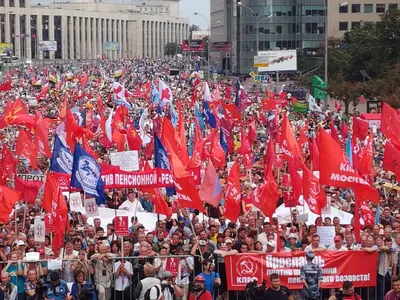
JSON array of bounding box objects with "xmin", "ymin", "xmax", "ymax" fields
[{"xmin": 0, "ymin": 254, "xmax": 389, "ymax": 300}]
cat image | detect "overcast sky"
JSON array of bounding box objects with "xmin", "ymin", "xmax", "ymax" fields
[{"xmin": 179, "ymin": 0, "xmax": 210, "ymax": 29}]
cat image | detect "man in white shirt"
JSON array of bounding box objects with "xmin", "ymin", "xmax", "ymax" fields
[
  {"xmin": 328, "ymin": 235, "xmax": 348, "ymax": 251},
  {"xmin": 114, "ymin": 259, "xmax": 133, "ymax": 297},
  {"xmin": 304, "ymin": 234, "xmax": 327, "ymax": 252},
  {"xmin": 119, "ymin": 191, "xmax": 145, "ymax": 212}
]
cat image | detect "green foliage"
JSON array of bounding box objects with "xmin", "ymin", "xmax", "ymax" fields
[
  {"xmin": 164, "ymin": 42, "xmax": 178, "ymax": 56},
  {"xmin": 326, "ymin": 9, "xmax": 400, "ymax": 110}
]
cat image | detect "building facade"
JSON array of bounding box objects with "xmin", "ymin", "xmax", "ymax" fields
[
  {"xmin": 210, "ymin": 0, "xmax": 399, "ymax": 74},
  {"xmin": 0, "ymin": 0, "xmax": 188, "ymax": 60},
  {"xmin": 327, "ymin": 0, "xmax": 398, "ymax": 38}
]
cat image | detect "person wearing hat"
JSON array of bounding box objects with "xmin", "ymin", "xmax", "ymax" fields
[
  {"xmin": 300, "ymin": 252, "xmax": 323, "ymax": 300},
  {"xmin": 189, "ymin": 275, "xmax": 212, "ymax": 300},
  {"xmin": 43, "ymin": 272, "xmax": 69, "ymax": 300},
  {"xmin": 266, "ymin": 240, "xmax": 276, "ymax": 253},
  {"xmin": 159, "ymin": 271, "xmax": 183, "ymax": 300},
  {"xmin": 328, "ymin": 235, "xmax": 348, "ymax": 251}
]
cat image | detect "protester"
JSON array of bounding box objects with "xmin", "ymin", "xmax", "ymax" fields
[{"xmin": 263, "ymin": 273, "xmax": 293, "ymax": 300}]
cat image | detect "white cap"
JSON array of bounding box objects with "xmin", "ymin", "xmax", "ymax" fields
[
  {"xmin": 17, "ymin": 240, "xmax": 26, "ymax": 246},
  {"xmin": 267, "ymin": 240, "xmax": 276, "ymax": 248}
]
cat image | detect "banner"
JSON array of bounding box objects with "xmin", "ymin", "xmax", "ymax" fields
[
  {"xmin": 84, "ymin": 198, "xmax": 99, "ymax": 217},
  {"xmin": 34, "ymin": 218, "xmax": 45, "ymax": 242},
  {"xmin": 225, "ymin": 252, "xmax": 377, "ymax": 290},
  {"xmin": 44, "ymin": 215, "xmax": 55, "ymax": 233},
  {"xmin": 105, "ymin": 42, "xmax": 120, "ymax": 51},
  {"xmin": 38, "ymin": 41, "xmax": 57, "ymax": 51},
  {"xmin": 182, "ymin": 40, "xmax": 205, "ymax": 52},
  {"xmin": 211, "ymin": 42, "xmax": 232, "ymax": 52},
  {"xmin": 114, "ymin": 216, "xmax": 129, "ymax": 236},
  {"xmin": 17, "ymin": 173, "xmax": 46, "ymax": 182},
  {"xmin": 110, "ymin": 150, "xmax": 139, "ymax": 171}
]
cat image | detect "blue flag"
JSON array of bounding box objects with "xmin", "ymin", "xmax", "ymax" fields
[
  {"xmin": 154, "ymin": 134, "xmax": 175, "ymax": 196},
  {"xmin": 235, "ymin": 79, "xmax": 241, "ymax": 108},
  {"xmin": 194, "ymin": 104, "xmax": 205, "ymax": 131},
  {"xmin": 71, "ymin": 144, "xmax": 105, "ymax": 204},
  {"xmin": 204, "ymin": 101, "xmax": 217, "ymax": 128},
  {"xmin": 346, "ymin": 133, "xmax": 353, "ymax": 167},
  {"xmin": 50, "ymin": 135, "xmax": 73, "ymax": 174},
  {"xmin": 220, "ymin": 127, "xmax": 228, "ymax": 153}
]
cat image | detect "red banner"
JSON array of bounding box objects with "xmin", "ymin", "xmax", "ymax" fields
[
  {"xmin": 44, "ymin": 215, "xmax": 55, "ymax": 233},
  {"xmin": 182, "ymin": 40, "xmax": 205, "ymax": 52},
  {"xmin": 165, "ymin": 257, "xmax": 179, "ymax": 277},
  {"xmin": 225, "ymin": 251, "xmax": 377, "ymax": 291},
  {"xmin": 211, "ymin": 42, "xmax": 232, "ymax": 52}
]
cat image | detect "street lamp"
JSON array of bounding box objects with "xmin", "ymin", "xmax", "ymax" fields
[
  {"xmin": 325, "ymin": 1, "xmax": 348, "ymax": 84},
  {"xmin": 256, "ymin": 15, "xmax": 273, "ymax": 53},
  {"xmin": 194, "ymin": 12, "xmax": 211, "ymax": 76},
  {"xmin": 237, "ymin": 2, "xmax": 257, "ymax": 16}
]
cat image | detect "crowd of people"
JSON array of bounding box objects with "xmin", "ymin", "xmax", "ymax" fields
[{"xmin": 0, "ymin": 56, "xmax": 398, "ymax": 300}]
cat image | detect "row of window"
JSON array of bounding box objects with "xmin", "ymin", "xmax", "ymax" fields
[
  {"xmin": 339, "ymin": 3, "xmax": 398, "ymax": 13},
  {"xmin": 339, "ymin": 21, "xmax": 361, "ymax": 31}
]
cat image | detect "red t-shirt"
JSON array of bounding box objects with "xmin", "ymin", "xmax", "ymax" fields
[{"xmin": 189, "ymin": 291, "xmax": 213, "ymax": 300}]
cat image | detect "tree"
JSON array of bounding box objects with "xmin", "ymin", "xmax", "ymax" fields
[
  {"xmin": 164, "ymin": 42, "xmax": 178, "ymax": 56},
  {"xmin": 189, "ymin": 24, "xmax": 200, "ymax": 40}
]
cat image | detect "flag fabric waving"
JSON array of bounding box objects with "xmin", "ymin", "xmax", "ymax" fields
[
  {"xmin": 0, "ymin": 186, "xmax": 20, "ymax": 224},
  {"xmin": 198, "ymin": 161, "xmax": 223, "ymax": 208},
  {"xmin": 223, "ymin": 161, "xmax": 241, "ymax": 222},
  {"xmin": 318, "ymin": 127, "xmax": 380, "ymax": 203},
  {"xmin": 50, "ymin": 135, "xmax": 74, "ymax": 174}
]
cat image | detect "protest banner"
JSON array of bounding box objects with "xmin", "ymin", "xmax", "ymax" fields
[{"xmin": 225, "ymin": 251, "xmax": 377, "ymax": 290}]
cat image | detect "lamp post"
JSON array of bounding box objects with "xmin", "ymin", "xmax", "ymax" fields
[
  {"xmin": 194, "ymin": 12, "xmax": 210, "ymax": 76},
  {"xmin": 325, "ymin": 1, "xmax": 348, "ymax": 83},
  {"xmin": 256, "ymin": 15, "xmax": 273, "ymax": 53}
]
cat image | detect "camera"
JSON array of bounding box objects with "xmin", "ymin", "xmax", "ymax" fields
[{"xmin": 244, "ymin": 279, "xmax": 266, "ymax": 300}]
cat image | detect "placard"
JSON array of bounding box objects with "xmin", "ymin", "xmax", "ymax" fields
[
  {"xmin": 84, "ymin": 198, "xmax": 99, "ymax": 217},
  {"xmin": 297, "ymin": 213, "xmax": 309, "ymax": 223},
  {"xmin": 47, "ymin": 260, "xmax": 63, "ymax": 270},
  {"xmin": 34, "ymin": 217, "xmax": 45, "ymax": 242},
  {"xmin": 69, "ymin": 192, "xmax": 83, "ymax": 211},
  {"xmin": 110, "ymin": 151, "xmax": 139, "ymax": 171},
  {"xmin": 317, "ymin": 226, "xmax": 336, "ymax": 246},
  {"xmin": 44, "ymin": 214, "xmax": 55, "ymax": 233},
  {"xmin": 165, "ymin": 257, "xmax": 179, "ymax": 277},
  {"xmin": 114, "ymin": 216, "xmax": 129, "ymax": 236}
]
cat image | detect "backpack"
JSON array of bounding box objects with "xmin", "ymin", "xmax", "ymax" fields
[{"xmin": 144, "ymin": 285, "xmax": 160, "ymax": 300}]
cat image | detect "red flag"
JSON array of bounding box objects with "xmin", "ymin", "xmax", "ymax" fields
[
  {"xmin": 248, "ymin": 120, "xmax": 257, "ymax": 144},
  {"xmin": 14, "ymin": 176, "xmax": 43, "ymax": 203},
  {"xmin": 383, "ymin": 141, "xmax": 400, "ymax": 179},
  {"xmin": 297, "ymin": 122, "xmax": 309, "ymax": 150},
  {"xmin": 303, "ymin": 165, "xmax": 326, "ymax": 215},
  {"xmin": 126, "ymin": 125, "xmax": 142, "ymax": 151},
  {"xmin": 288, "ymin": 165, "xmax": 302, "ymax": 206},
  {"xmin": 264, "ymin": 137, "xmax": 276, "ymax": 179},
  {"xmin": 381, "ymin": 103, "xmax": 400, "ymax": 142},
  {"xmin": 79, "ymin": 73, "xmax": 89, "ymax": 86},
  {"xmin": 310, "ymin": 137, "xmax": 320, "ymax": 171},
  {"xmin": 279, "ymin": 113, "xmax": 302, "ymax": 164},
  {"xmin": 43, "ymin": 173, "xmax": 59, "ymax": 213},
  {"xmin": 1, "ymin": 99, "xmax": 28, "ymax": 127},
  {"xmin": 352, "ymin": 116, "xmax": 369, "ymax": 141},
  {"xmin": 0, "ymin": 81, "xmax": 11, "ymax": 92},
  {"xmin": 163, "ymin": 139, "xmax": 203, "ymax": 211},
  {"xmin": 0, "ymin": 186, "xmax": 20, "ymax": 224},
  {"xmin": 112, "ymin": 129, "xmax": 126, "ymax": 152},
  {"xmin": 224, "ymin": 161, "xmax": 241, "ymax": 222},
  {"xmin": 112, "ymin": 105, "xmax": 128, "ymax": 132},
  {"xmin": 210, "ymin": 131, "xmax": 226, "ymax": 168},
  {"xmin": 82, "ymin": 135, "xmax": 99, "ymax": 159},
  {"xmin": 34, "ymin": 118, "xmax": 51, "ymax": 158},
  {"xmin": 318, "ymin": 126, "xmax": 380, "ymax": 203},
  {"xmin": 252, "ymin": 174, "xmax": 280, "ymax": 217},
  {"xmin": 237, "ymin": 127, "xmax": 251, "ymax": 154},
  {"xmin": 188, "ymin": 137, "xmax": 204, "ymax": 169},
  {"xmin": 0, "ymin": 145, "xmax": 15, "ymax": 185},
  {"xmin": 199, "ymin": 161, "xmax": 223, "ymax": 208},
  {"xmin": 153, "ymin": 192, "xmax": 172, "ymax": 219},
  {"xmin": 330, "ymin": 119, "xmax": 340, "ymax": 144},
  {"xmin": 335, "ymin": 101, "xmax": 341, "ymax": 112},
  {"xmin": 59, "ymin": 97, "xmax": 67, "ymax": 119},
  {"xmin": 36, "ymin": 85, "xmax": 50, "ymax": 100},
  {"xmin": 358, "ymin": 132, "xmax": 373, "ymax": 178},
  {"xmin": 65, "ymin": 110, "xmax": 79, "ymax": 152},
  {"xmin": 161, "ymin": 117, "xmax": 181, "ymax": 160},
  {"xmin": 340, "ymin": 122, "xmax": 349, "ymax": 139},
  {"xmin": 16, "ymin": 129, "xmax": 38, "ymax": 169}
]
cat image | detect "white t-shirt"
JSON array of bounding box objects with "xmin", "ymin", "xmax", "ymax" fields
[
  {"xmin": 327, "ymin": 244, "xmax": 348, "ymax": 251},
  {"xmin": 119, "ymin": 199, "xmax": 145, "ymax": 212},
  {"xmin": 179, "ymin": 257, "xmax": 194, "ymax": 285},
  {"xmin": 114, "ymin": 261, "xmax": 133, "ymax": 291},
  {"xmin": 304, "ymin": 244, "xmax": 327, "ymax": 252}
]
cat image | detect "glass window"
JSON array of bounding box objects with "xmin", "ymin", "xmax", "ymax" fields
[
  {"xmin": 364, "ymin": 4, "xmax": 373, "ymax": 13},
  {"xmin": 376, "ymin": 4, "xmax": 385, "ymax": 12},
  {"xmin": 339, "ymin": 5, "xmax": 348, "ymax": 13},
  {"xmin": 389, "ymin": 3, "xmax": 398, "ymax": 10},
  {"xmin": 351, "ymin": 4, "xmax": 361, "ymax": 12},
  {"xmin": 276, "ymin": 25, "xmax": 282, "ymax": 34},
  {"xmin": 339, "ymin": 22, "xmax": 348, "ymax": 31},
  {"xmin": 351, "ymin": 22, "xmax": 361, "ymax": 29}
]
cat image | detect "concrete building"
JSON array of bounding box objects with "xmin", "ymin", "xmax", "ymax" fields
[
  {"xmin": 0, "ymin": 0, "xmax": 188, "ymax": 60},
  {"xmin": 327, "ymin": 0, "xmax": 398, "ymax": 38},
  {"xmin": 210, "ymin": 0, "xmax": 399, "ymax": 74}
]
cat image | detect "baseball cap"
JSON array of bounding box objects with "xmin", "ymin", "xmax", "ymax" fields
[
  {"xmin": 195, "ymin": 275, "xmax": 205, "ymax": 282},
  {"xmin": 267, "ymin": 240, "xmax": 276, "ymax": 248},
  {"xmin": 225, "ymin": 238, "xmax": 233, "ymax": 244},
  {"xmin": 199, "ymin": 240, "xmax": 207, "ymax": 246},
  {"xmin": 288, "ymin": 233, "xmax": 297, "ymax": 240},
  {"xmin": 162, "ymin": 271, "xmax": 173, "ymax": 279}
]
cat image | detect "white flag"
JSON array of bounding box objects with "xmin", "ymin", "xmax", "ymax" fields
[{"xmin": 308, "ymin": 94, "xmax": 322, "ymax": 113}]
